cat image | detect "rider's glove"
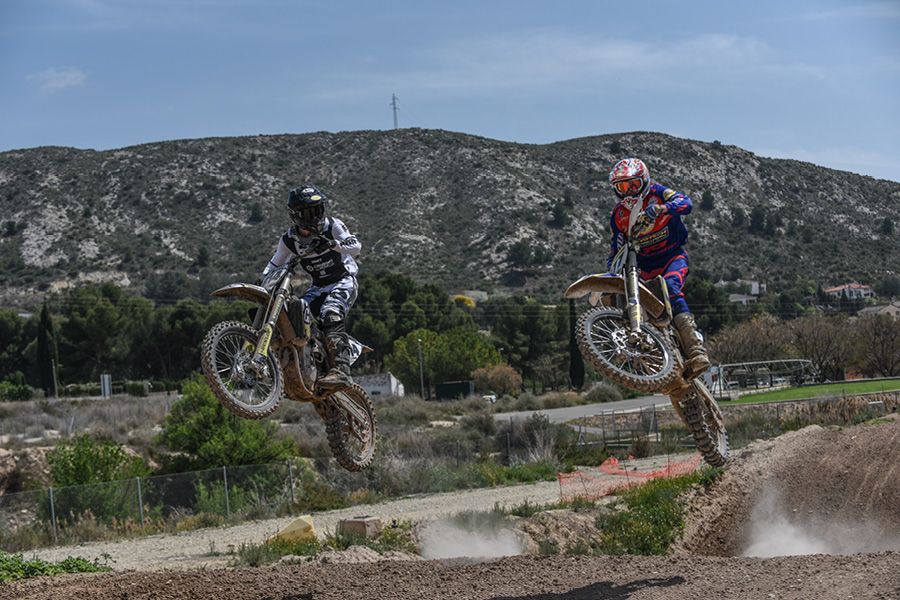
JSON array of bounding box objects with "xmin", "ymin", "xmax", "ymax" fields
[
  {"xmin": 309, "ymin": 237, "xmax": 334, "ymax": 254},
  {"xmin": 644, "ymin": 204, "xmax": 667, "ymax": 221}
]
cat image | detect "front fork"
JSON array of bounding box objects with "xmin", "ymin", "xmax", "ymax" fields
[
  {"xmin": 624, "ymin": 251, "xmax": 642, "ymax": 334},
  {"xmin": 251, "ymin": 278, "xmax": 290, "ymax": 364}
]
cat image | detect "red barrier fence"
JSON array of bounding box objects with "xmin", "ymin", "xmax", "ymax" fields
[{"xmin": 557, "ymin": 454, "xmax": 702, "ymax": 503}]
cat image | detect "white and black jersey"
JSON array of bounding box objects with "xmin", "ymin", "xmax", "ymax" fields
[{"xmin": 264, "ymin": 217, "xmax": 360, "ymax": 286}]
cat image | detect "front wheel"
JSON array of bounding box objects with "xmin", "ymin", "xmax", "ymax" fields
[
  {"xmin": 201, "ymin": 321, "xmax": 283, "ymax": 420},
  {"xmin": 324, "ymin": 384, "xmax": 377, "ymax": 471},
  {"xmin": 576, "ymin": 307, "xmax": 679, "ymax": 393}
]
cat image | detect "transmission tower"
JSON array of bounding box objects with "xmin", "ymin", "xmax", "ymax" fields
[{"xmin": 391, "ymin": 94, "xmax": 399, "ymax": 129}]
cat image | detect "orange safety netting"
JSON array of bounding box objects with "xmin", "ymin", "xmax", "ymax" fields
[{"xmin": 557, "ymin": 454, "xmax": 702, "ymax": 503}]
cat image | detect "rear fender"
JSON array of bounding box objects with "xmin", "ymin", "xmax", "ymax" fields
[{"xmin": 564, "ymin": 274, "xmax": 666, "ymax": 319}]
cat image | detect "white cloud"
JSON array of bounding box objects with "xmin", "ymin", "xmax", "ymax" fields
[
  {"xmin": 410, "ymin": 32, "xmax": 773, "ymax": 92},
  {"xmin": 799, "ymin": 2, "xmax": 900, "ymax": 21},
  {"xmin": 306, "ymin": 31, "xmax": 778, "ymax": 102},
  {"xmin": 27, "ymin": 67, "xmax": 88, "ymax": 93},
  {"xmin": 755, "ymin": 144, "xmax": 900, "ymax": 182}
]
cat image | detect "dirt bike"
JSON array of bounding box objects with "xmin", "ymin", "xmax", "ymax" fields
[
  {"xmin": 200, "ymin": 256, "xmax": 376, "ymax": 471},
  {"xmin": 564, "ymin": 200, "xmax": 728, "ymax": 467}
]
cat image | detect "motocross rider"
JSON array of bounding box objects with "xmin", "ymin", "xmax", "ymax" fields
[
  {"xmin": 607, "ymin": 158, "xmax": 710, "ymax": 376},
  {"xmin": 261, "ymin": 185, "xmax": 361, "ymax": 387}
]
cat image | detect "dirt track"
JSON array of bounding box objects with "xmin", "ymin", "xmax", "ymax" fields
[
  {"xmin": 4, "ymin": 553, "xmax": 900, "ymax": 600},
  {"xmin": 9, "ymin": 417, "xmax": 900, "ymax": 599}
]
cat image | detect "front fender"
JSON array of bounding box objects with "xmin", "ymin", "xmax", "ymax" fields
[
  {"xmin": 212, "ymin": 283, "xmax": 297, "ymax": 342},
  {"xmin": 564, "ymin": 274, "xmax": 666, "ymax": 319},
  {"xmin": 210, "ymin": 283, "xmax": 270, "ymax": 305}
]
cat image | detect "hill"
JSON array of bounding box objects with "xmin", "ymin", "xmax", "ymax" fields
[{"xmin": 1, "ymin": 129, "xmax": 898, "ymax": 305}]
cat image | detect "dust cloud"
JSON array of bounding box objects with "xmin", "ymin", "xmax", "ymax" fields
[
  {"xmin": 418, "ymin": 519, "xmax": 524, "ymax": 560},
  {"xmin": 742, "ymin": 487, "xmax": 900, "ymax": 558}
]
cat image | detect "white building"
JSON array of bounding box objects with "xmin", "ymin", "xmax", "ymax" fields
[
  {"xmin": 355, "ymin": 373, "xmax": 405, "ymax": 397},
  {"xmin": 858, "ymin": 302, "xmax": 900, "ymax": 319},
  {"xmin": 728, "ymin": 293, "xmax": 757, "ymax": 306},
  {"xmin": 823, "ymin": 282, "xmax": 876, "ymax": 301}
]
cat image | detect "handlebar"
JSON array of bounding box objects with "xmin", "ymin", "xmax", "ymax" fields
[{"xmin": 629, "ymin": 214, "xmax": 651, "ymax": 238}]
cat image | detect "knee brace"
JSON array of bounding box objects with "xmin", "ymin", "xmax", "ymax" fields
[{"xmin": 320, "ymin": 311, "xmax": 345, "ymax": 335}]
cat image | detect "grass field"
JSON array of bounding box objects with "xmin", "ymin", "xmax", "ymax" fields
[{"xmin": 734, "ymin": 378, "xmax": 900, "ymax": 404}]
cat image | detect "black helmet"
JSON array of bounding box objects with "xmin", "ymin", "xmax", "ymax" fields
[{"xmin": 287, "ymin": 185, "xmax": 327, "ymax": 230}]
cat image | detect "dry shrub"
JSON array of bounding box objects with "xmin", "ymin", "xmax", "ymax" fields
[{"xmin": 473, "ymin": 365, "xmax": 523, "ymax": 398}]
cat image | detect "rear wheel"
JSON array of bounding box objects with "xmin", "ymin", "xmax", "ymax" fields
[
  {"xmin": 681, "ymin": 381, "xmax": 729, "ymax": 467},
  {"xmin": 201, "ymin": 321, "xmax": 283, "ymax": 419},
  {"xmin": 324, "ymin": 383, "xmax": 377, "ymax": 471},
  {"xmin": 576, "ymin": 307, "xmax": 679, "ymax": 393}
]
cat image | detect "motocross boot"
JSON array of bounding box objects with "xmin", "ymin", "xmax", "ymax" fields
[
  {"xmin": 318, "ymin": 331, "xmax": 354, "ymax": 388},
  {"xmin": 673, "ymin": 312, "xmax": 711, "ymax": 378}
]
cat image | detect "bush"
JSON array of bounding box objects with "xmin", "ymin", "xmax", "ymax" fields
[
  {"xmin": 0, "ymin": 381, "xmax": 33, "ymax": 402},
  {"xmin": 125, "ymin": 381, "xmax": 149, "ymax": 397},
  {"xmin": 48, "ymin": 435, "xmax": 149, "ymax": 488},
  {"xmin": 595, "ymin": 470, "xmax": 718, "ymax": 555},
  {"xmin": 196, "ymin": 481, "xmax": 253, "ymax": 515},
  {"xmin": 583, "ymin": 382, "xmax": 623, "ymax": 404},
  {"xmin": 0, "ymin": 552, "xmax": 111, "ymax": 582},
  {"xmin": 156, "ymin": 374, "xmax": 295, "ymax": 471},
  {"xmin": 175, "ymin": 512, "xmax": 225, "ymax": 532},
  {"xmin": 45, "ymin": 435, "xmax": 150, "ymax": 524},
  {"xmin": 62, "ymin": 383, "xmax": 101, "ymax": 397},
  {"xmin": 473, "ymin": 364, "xmax": 523, "ymax": 397}
]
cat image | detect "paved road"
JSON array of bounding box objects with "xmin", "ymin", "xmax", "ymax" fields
[{"xmin": 493, "ymin": 394, "xmax": 670, "ymax": 424}]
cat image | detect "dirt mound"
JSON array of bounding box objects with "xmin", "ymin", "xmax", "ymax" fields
[
  {"xmin": 4, "ymin": 553, "xmax": 900, "ymax": 600},
  {"xmin": 676, "ymin": 414, "xmax": 900, "ymax": 557}
]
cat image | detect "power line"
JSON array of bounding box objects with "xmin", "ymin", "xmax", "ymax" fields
[{"xmin": 391, "ymin": 94, "xmax": 399, "ymax": 130}]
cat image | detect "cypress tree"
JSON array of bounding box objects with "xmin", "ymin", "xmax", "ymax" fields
[
  {"xmin": 36, "ymin": 302, "xmax": 57, "ymax": 396},
  {"xmin": 568, "ymin": 300, "xmax": 585, "ymax": 390}
]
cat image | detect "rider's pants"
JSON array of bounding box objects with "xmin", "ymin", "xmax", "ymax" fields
[{"xmin": 640, "ymin": 253, "xmax": 690, "ymax": 316}]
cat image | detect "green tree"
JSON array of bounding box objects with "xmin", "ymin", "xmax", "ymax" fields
[
  {"xmin": 248, "ymin": 202, "xmax": 264, "ymax": 224},
  {"xmin": 732, "ymin": 207, "xmax": 746, "ymax": 227},
  {"xmin": 36, "ymin": 302, "xmax": 57, "ymax": 395},
  {"xmin": 749, "ymin": 207, "xmax": 767, "ymax": 233},
  {"xmin": 481, "ymin": 297, "xmax": 567, "ymax": 387},
  {"xmin": 57, "ymin": 285, "xmax": 128, "ymax": 381},
  {"xmin": 396, "ymin": 299, "xmax": 427, "ymax": 337},
  {"xmin": 157, "ymin": 375, "xmax": 294, "ymax": 471},
  {"xmin": 550, "ymin": 201, "xmax": 570, "ymax": 227},
  {"xmin": 880, "ymin": 217, "xmax": 894, "ymax": 235},
  {"xmin": 384, "ymin": 328, "xmax": 440, "ymax": 398},
  {"xmin": 507, "ymin": 240, "xmax": 533, "ymax": 268},
  {"xmin": 197, "ymin": 246, "xmax": 211, "ymax": 268},
  {"xmin": 0, "ymin": 309, "xmax": 27, "ymax": 383},
  {"xmin": 431, "ymin": 328, "xmax": 502, "ymax": 383},
  {"xmin": 386, "ymin": 328, "xmax": 500, "ymax": 395},
  {"xmin": 875, "ymin": 275, "xmax": 900, "ymax": 298},
  {"xmin": 700, "ymin": 191, "xmax": 715, "ymax": 211},
  {"xmin": 568, "ymin": 300, "xmax": 585, "ymax": 390}
]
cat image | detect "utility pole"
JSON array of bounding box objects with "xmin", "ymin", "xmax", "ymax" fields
[
  {"xmin": 391, "ymin": 94, "xmax": 399, "ymax": 129},
  {"xmin": 417, "ymin": 337, "xmax": 425, "ymax": 400},
  {"xmin": 51, "ymin": 358, "xmax": 59, "ymax": 399}
]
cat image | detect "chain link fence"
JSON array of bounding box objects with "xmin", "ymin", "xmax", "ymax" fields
[{"xmin": 0, "ymin": 461, "xmax": 302, "ymax": 551}]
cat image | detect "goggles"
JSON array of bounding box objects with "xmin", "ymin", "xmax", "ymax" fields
[
  {"xmin": 289, "ymin": 206, "xmax": 324, "ymax": 227},
  {"xmin": 613, "ymin": 178, "xmax": 643, "ymax": 195}
]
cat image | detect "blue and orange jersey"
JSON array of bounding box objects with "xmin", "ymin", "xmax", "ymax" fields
[{"xmin": 607, "ymin": 182, "xmax": 693, "ymax": 271}]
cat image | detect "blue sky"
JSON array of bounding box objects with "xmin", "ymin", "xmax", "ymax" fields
[{"xmin": 2, "ymin": 0, "xmax": 899, "ymax": 181}]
